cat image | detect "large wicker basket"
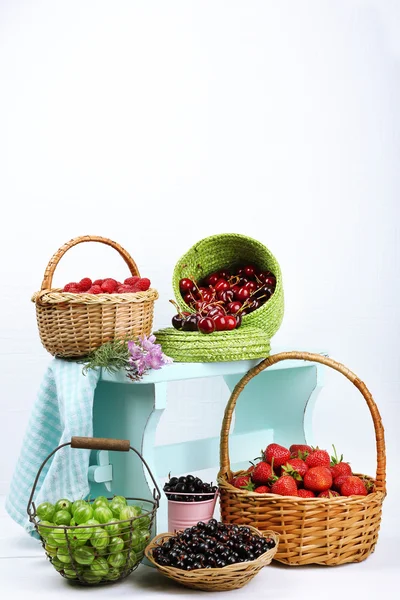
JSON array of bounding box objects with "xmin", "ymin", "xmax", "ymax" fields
[
  {"xmin": 32, "ymin": 235, "xmax": 158, "ymax": 358},
  {"xmin": 172, "ymin": 233, "xmax": 284, "ymax": 339},
  {"xmin": 218, "ymin": 351, "xmax": 386, "ymax": 566},
  {"xmin": 145, "ymin": 527, "xmax": 279, "ymax": 591}
]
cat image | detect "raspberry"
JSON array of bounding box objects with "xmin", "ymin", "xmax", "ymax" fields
[
  {"xmin": 63, "ymin": 282, "xmax": 77, "ymax": 292},
  {"xmin": 101, "ymin": 279, "xmax": 117, "ymax": 293},
  {"xmin": 117, "ymin": 285, "xmax": 136, "ymax": 293},
  {"xmin": 124, "ymin": 276, "xmax": 140, "ymax": 286},
  {"xmin": 93, "ymin": 279, "xmax": 104, "ymax": 286},
  {"xmin": 134, "ymin": 278, "xmax": 151, "ymax": 291},
  {"xmin": 78, "ymin": 278, "xmax": 92, "ymax": 292},
  {"xmin": 88, "ymin": 285, "xmax": 102, "ymax": 294}
]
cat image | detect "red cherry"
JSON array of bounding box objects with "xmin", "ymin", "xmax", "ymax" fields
[
  {"xmin": 198, "ymin": 317, "xmax": 216, "ymax": 334},
  {"xmin": 201, "ymin": 290, "xmax": 215, "ymax": 303},
  {"xmin": 224, "ymin": 315, "xmax": 237, "ymax": 330},
  {"xmin": 179, "ymin": 278, "xmax": 196, "ymax": 293},
  {"xmin": 227, "ymin": 301, "xmax": 242, "ymax": 314},
  {"xmin": 235, "ymin": 314, "xmax": 242, "ymax": 328},
  {"xmin": 243, "ymin": 265, "xmax": 256, "ymax": 279},
  {"xmin": 256, "ymin": 271, "xmax": 272, "ymax": 282},
  {"xmin": 218, "ymin": 270, "xmax": 230, "ymax": 280},
  {"xmin": 214, "ymin": 279, "xmax": 230, "ymax": 292},
  {"xmin": 205, "ymin": 273, "xmax": 220, "ymax": 287},
  {"xmin": 183, "ymin": 292, "xmax": 197, "ymax": 305},
  {"xmin": 231, "ymin": 285, "xmax": 240, "ymax": 296},
  {"xmin": 235, "ymin": 287, "xmax": 250, "ymax": 302},
  {"xmin": 213, "ymin": 315, "xmax": 229, "ymax": 331},
  {"xmin": 207, "ymin": 307, "xmax": 225, "ymax": 318},
  {"xmin": 255, "ymin": 285, "xmax": 273, "ymax": 300},
  {"xmin": 264, "ymin": 276, "xmax": 276, "ymax": 287},
  {"xmin": 194, "ymin": 300, "xmax": 208, "ymax": 312},
  {"xmin": 247, "ymin": 299, "xmax": 260, "ymax": 313},
  {"xmin": 244, "ymin": 281, "xmax": 257, "ymax": 293},
  {"xmin": 218, "ymin": 289, "xmax": 234, "ymax": 303}
]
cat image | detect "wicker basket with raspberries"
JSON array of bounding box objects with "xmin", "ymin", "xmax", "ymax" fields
[{"xmin": 32, "ymin": 235, "xmax": 158, "ymax": 358}]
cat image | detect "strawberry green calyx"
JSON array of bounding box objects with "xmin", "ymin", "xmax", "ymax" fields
[
  {"xmin": 282, "ymin": 465, "xmax": 302, "ymax": 482},
  {"xmin": 330, "ymin": 444, "xmax": 345, "ymax": 466},
  {"xmin": 242, "ymin": 480, "xmax": 256, "ymax": 492}
]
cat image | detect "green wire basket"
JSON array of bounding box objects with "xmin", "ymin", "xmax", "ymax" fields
[{"xmin": 172, "ymin": 233, "xmax": 284, "ymax": 339}]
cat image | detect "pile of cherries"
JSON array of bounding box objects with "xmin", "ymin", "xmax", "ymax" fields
[
  {"xmin": 164, "ymin": 475, "xmax": 217, "ymax": 503},
  {"xmin": 152, "ymin": 520, "xmax": 276, "ymax": 570},
  {"xmin": 172, "ymin": 264, "xmax": 276, "ymax": 334}
]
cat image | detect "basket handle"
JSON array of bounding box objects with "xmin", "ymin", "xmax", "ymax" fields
[
  {"xmin": 27, "ymin": 437, "xmax": 161, "ymax": 518},
  {"xmin": 219, "ymin": 351, "xmax": 386, "ymax": 493},
  {"xmin": 40, "ymin": 235, "xmax": 140, "ymax": 290}
]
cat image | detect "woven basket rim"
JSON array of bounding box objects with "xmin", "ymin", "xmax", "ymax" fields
[
  {"xmin": 32, "ymin": 287, "xmax": 159, "ymax": 305},
  {"xmin": 145, "ymin": 527, "xmax": 279, "ymax": 575},
  {"xmin": 218, "ymin": 472, "xmax": 385, "ymax": 504}
]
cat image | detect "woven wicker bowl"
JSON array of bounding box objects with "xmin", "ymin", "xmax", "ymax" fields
[
  {"xmin": 172, "ymin": 233, "xmax": 284, "ymax": 339},
  {"xmin": 145, "ymin": 528, "xmax": 279, "ymax": 591},
  {"xmin": 154, "ymin": 326, "xmax": 270, "ymax": 362},
  {"xmin": 32, "ymin": 236, "xmax": 158, "ymax": 358},
  {"xmin": 218, "ymin": 352, "xmax": 386, "ymax": 566}
]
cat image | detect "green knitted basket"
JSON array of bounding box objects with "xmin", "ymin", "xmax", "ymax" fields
[
  {"xmin": 172, "ymin": 233, "xmax": 284, "ymax": 339},
  {"xmin": 155, "ymin": 326, "xmax": 271, "ymax": 363}
]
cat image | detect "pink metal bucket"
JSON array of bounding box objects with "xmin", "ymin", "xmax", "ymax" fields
[{"xmin": 167, "ymin": 492, "xmax": 218, "ymax": 533}]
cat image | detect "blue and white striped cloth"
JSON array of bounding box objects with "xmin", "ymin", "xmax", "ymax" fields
[{"xmin": 5, "ymin": 359, "xmax": 100, "ymax": 536}]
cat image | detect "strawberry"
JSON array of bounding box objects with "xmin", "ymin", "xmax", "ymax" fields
[
  {"xmin": 282, "ymin": 458, "xmax": 308, "ymax": 487},
  {"xmin": 93, "ymin": 279, "xmax": 104, "ymax": 286},
  {"xmin": 305, "ymin": 448, "xmax": 330, "ymax": 468},
  {"xmin": 318, "ymin": 489, "xmax": 340, "ymax": 498},
  {"xmin": 124, "ymin": 276, "xmax": 140, "ymax": 286},
  {"xmin": 340, "ymin": 476, "xmax": 368, "ymax": 497},
  {"xmin": 231, "ymin": 475, "xmax": 255, "ymax": 491},
  {"xmin": 254, "ymin": 486, "xmax": 270, "ymax": 493},
  {"xmin": 297, "ymin": 489, "xmax": 316, "ymax": 498},
  {"xmin": 333, "ymin": 474, "xmax": 351, "ymax": 491},
  {"xmin": 303, "ymin": 466, "xmax": 332, "ymax": 492},
  {"xmin": 271, "ymin": 475, "xmax": 298, "ymax": 497},
  {"xmin": 330, "ymin": 445, "xmax": 352, "ymax": 479},
  {"xmin": 289, "ymin": 444, "xmax": 312, "ymax": 458},
  {"xmin": 251, "ymin": 462, "xmax": 273, "ymax": 486},
  {"xmin": 78, "ymin": 277, "xmax": 92, "ymax": 292},
  {"xmin": 265, "ymin": 443, "xmax": 291, "ymax": 468},
  {"xmin": 359, "ymin": 475, "xmax": 376, "ymax": 493}
]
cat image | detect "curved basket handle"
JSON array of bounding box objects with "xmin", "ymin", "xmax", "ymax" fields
[
  {"xmin": 27, "ymin": 437, "xmax": 161, "ymax": 518},
  {"xmin": 40, "ymin": 235, "xmax": 140, "ymax": 290},
  {"xmin": 219, "ymin": 351, "xmax": 386, "ymax": 493}
]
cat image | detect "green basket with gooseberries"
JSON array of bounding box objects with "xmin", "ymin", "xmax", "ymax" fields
[{"xmin": 27, "ymin": 436, "xmax": 160, "ymax": 586}]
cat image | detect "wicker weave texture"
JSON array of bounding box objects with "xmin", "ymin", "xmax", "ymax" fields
[
  {"xmin": 145, "ymin": 528, "xmax": 279, "ymax": 591},
  {"xmin": 218, "ymin": 351, "xmax": 386, "ymax": 566},
  {"xmin": 154, "ymin": 326, "xmax": 270, "ymax": 362},
  {"xmin": 172, "ymin": 233, "xmax": 284, "ymax": 339},
  {"xmin": 32, "ymin": 235, "xmax": 158, "ymax": 358}
]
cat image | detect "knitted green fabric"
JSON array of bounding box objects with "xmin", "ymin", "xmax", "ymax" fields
[
  {"xmin": 172, "ymin": 233, "xmax": 284, "ymax": 339},
  {"xmin": 154, "ymin": 327, "xmax": 270, "ymax": 363}
]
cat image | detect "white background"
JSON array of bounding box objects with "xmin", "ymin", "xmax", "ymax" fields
[{"xmin": 0, "ymin": 0, "xmax": 399, "ymax": 514}]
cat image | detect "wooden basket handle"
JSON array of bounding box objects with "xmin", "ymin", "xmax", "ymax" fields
[
  {"xmin": 219, "ymin": 351, "xmax": 386, "ymax": 493},
  {"xmin": 71, "ymin": 436, "xmax": 130, "ymax": 452},
  {"xmin": 40, "ymin": 235, "xmax": 140, "ymax": 290}
]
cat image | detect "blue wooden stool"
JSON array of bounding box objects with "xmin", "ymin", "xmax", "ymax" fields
[{"xmin": 89, "ymin": 351, "xmax": 326, "ymax": 534}]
